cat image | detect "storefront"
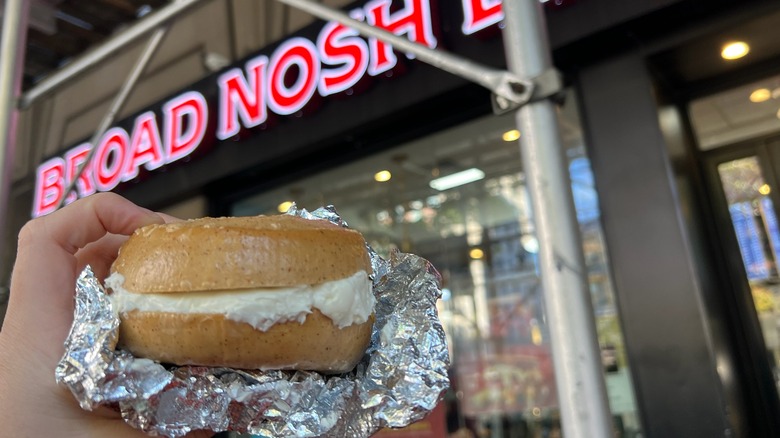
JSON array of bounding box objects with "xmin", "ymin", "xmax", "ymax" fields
[{"xmin": 9, "ymin": 0, "xmax": 780, "ymax": 436}]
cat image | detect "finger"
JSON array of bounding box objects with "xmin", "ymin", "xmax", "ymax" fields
[
  {"xmin": 75, "ymin": 233, "xmax": 129, "ymax": 281},
  {"xmin": 156, "ymin": 212, "xmax": 183, "ymax": 224},
  {"xmin": 38, "ymin": 192, "xmax": 163, "ymax": 254},
  {"xmin": 6, "ymin": 193, "xmax": 162, "ymax": 350}
]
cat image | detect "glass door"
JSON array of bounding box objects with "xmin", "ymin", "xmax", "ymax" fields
[{"xmin": 708, "ymin": 140, "xmax": 780, "ymax": 394}]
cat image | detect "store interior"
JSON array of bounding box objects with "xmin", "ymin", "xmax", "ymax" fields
[{"xmin": 232, "ymin": 95, "xmax": 640, "ymax": 437}]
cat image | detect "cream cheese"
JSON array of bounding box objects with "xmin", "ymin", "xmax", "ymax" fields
[{"xmin": 105, "ymin": 271, "xmax": 375, "ymax": 331}]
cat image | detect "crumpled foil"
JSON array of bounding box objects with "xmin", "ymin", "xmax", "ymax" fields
[{"xmin": 55, "ymin": 206, "xmax": 450, "ymax": 437}]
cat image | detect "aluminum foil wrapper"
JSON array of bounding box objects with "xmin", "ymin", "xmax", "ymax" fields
[{"xmin": 56, "ymin": 206, "xmax": 450, "ymax": 437}]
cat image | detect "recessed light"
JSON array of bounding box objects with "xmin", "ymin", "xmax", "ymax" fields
[
  {"xmin": 374, "ymin": 170, "xmax": 391, "ymax": 182},
  {"xmin": 277, "ymin": 201, "xmax": 294, "ymax": 213},
  {"xmin": 429, "ymin": 168, "xmax": 485, "ymax": 191},
  {"xmin": 721, "ymin": 41, "xmax": 749, "ymax": 60},
  {"xmin": 750, "ymin": 88, "xmax": 771, "ymax": 103},
  {"xmin": 502, "ymin": 129, "xmax": 521, "ymax": 142},
  {"xmin": 521, "ymin": 235, "xmax": 540, "ymax": 254}
]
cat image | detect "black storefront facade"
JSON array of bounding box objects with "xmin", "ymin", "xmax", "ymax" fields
[{"xmin": 14, "ymin": 0, "xmax": 780, "ymax": 436}]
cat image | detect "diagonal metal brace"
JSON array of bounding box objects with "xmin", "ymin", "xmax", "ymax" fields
[
  {"xmin": 274, "ymin": 0, "xmax": 561, "ymax": 112},
  {"xmin": 55, "ymin": 26, "xmax": 169, "ymax": 211}
]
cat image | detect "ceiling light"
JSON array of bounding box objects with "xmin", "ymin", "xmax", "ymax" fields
[
  {"xmin": 469, "ymin": 248, "xmax": 484, "ymax": 259},
  {"xmin": 521, "ymin": 235, "xmax": 540, "ymax": 254},
  {"xmin": 374, "ymin": 170, "xmax": 391, "ymax": 182},
  {"xmin": 721, "ymin": 41, "xmax": 749, "ymax": 60},
  {"xmin": 502, "ymin": 129, "xmax": 521, "ymax": 142},
  {"xmin": 750, "ymin": 88, "xmax": 771, "ymax": 103},
  {"xmin": 277, "ymin": 201, "xmax": 294, "ymax": 213},
  {"xmin": 429, "ymin": 168, "xmax": 485, "ymax": 191},
  {"xmin": 760, "ymin": 184, "xmax": 772, "ymax": 195}
]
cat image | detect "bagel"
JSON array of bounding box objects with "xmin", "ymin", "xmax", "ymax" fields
[{"xmin": 105, "ymin": 214, "xmax": 375, "ymax": 373}]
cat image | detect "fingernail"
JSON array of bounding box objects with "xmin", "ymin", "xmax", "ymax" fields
[{"xmin": 140, "ymin": 209, "xmax": 165, "ymax": 226}]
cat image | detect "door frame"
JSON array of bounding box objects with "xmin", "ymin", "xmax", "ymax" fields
[{"xmin": 701, "ymin": 134, "xmax": 780, "ymax": 431}]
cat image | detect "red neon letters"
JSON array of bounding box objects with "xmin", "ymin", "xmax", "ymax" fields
[
  {"xmin": 317, "ymin": 16, "xmax": 370, "ymax": 96},
  {"xmin": 216, "ymin": 57, "xmax": 268, "ymax": 140},
  {"xmin": 461, "ymin": 0, "xmax": 503, "ymax": 35},
  {"xmin": 33, "ymin": 0, "xmax": 442, "ymax": 217},
  {"xmin": 33, "ymin": 91, "xmax": 208, "ymax": 217},
  {"xmin": 365, "ymin": 0, "xmax": 438, "ymax": 75},
  {"xmin": 164, "ymin": 91, "xmax": 208, "ymax": 161},
  {"xmin": 217, "ymin": 0, "xmax": 437, "ymax": 140},
  {"xmin": 33, "ymin": 157, "xmax": 65, "ymax": 217}
]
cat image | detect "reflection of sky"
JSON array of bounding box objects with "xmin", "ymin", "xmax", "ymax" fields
[
  {"xmin": 761, "ymin": 197, "xmax": 780, "ymax": 274},
  {"xmin": 569, "ymin": 158, "xmax": 601, "ymax": 223},
  {"xmin": 730, "ymin": 202, "xmax": 768, "ymax": 280}
]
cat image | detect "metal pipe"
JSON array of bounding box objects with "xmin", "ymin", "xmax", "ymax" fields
[
  {"xmin": 275, "ymin": 0, "xmax": 612, "ymax": 433},
  {"xmin": 19, "ymin": 0, "xmax": 201, "ymax": 109},
  {"xmin": 274, "ymin": 0, "xmax": 531, "ymax": 105},
  {"xmin": 56, "ymin": 26, "xmax": 169, "ymax": 210},
  {"xmin": 502, "ymin": 0, "xmax": 613, "ymax": 436},
  {"xmin": 0, "ymin": 0, "xmax": 29, "ymax": 291}
]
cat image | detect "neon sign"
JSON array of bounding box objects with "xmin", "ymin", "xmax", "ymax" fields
[{"xmin": 34, "ymin": 0, "xmax": 509, "ymax": 217}]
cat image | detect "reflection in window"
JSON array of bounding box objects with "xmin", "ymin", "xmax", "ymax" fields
[
  {"xmin": 232, "ymin": 101, "xmax": 640, "ymax": 436},
  {"xmin": 718, "ymin": 156, "xmax": 780, "ymax": 392},
  {"xmin": 719, "ymin": 157, "xmax": 780, "ymax": 280}
]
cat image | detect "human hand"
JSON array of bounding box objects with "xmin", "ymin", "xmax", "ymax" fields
[{"xmin": 0, "ymin": 193, "xmax": 209, "ymax": 437}]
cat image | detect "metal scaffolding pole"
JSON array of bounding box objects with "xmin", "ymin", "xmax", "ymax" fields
[
  {"xmin": 275, "ymin": 0, "xmax": 612, "ymax": 435},
  {"xmin": 502, "ymin": 1, "xmax": 613, "ymax": 436},
  {"xmin": 0, "ymin": 0, "xmax": 29, "ymax": 272}
]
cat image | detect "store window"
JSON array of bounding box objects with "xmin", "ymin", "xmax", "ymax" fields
[
  {"xmin": 690, "ymin": 76, "xmax": 780, "ymax": 398},
  {"xmin": 231, "ymin": 94, "xmax": 640, "ymax": 437}
]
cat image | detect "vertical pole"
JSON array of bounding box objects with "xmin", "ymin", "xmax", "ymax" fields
[
  {"xmin": 501, "ymin": 1, "xmax": 613, "ymax": 437},
  {"xmin": 0, "ymin": 0, "xmax": 29, "ymax": 285}
]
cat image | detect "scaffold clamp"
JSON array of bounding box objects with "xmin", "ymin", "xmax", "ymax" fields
[{"xmin": 491, "ymin": 68, "xmax": 564, "ymax": 115}]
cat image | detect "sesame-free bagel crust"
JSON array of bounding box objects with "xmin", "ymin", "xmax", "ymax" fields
[
  {"xmin": 118, "ymin": 309, "xmax": 374, "ymax": 373},
  {"xmin": 111, "ymin": 215, "xmax": 372, "ymax": 293}
]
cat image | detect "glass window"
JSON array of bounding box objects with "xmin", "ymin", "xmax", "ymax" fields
[
  {"xmin": 717, "ymin": 156, "xmax": 780, "ymax": 391},
  {"xmin": 231, "ymin": 94, "xmax": 640, "ymax": 437}
]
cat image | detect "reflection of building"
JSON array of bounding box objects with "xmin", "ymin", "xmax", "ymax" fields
[{"xmin": 4, "ymin": 0, "xmax": 780, "ymax": 436}]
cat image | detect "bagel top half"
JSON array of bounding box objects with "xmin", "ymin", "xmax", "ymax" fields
[{"xmin": 110, "ymin": 214, "xmax": 372, "ymax": 294}]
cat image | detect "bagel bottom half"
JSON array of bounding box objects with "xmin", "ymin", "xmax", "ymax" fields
[{"xmin": 118, "ymin": 309, "xmax": 375, "ymax": 373}]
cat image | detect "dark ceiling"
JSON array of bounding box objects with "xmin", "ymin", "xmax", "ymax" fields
[
  {"xmin": 22, "ymin": 0, "xmax": 168, "ymax": 90},
  {"xmin": 649, "ymin": 5, "xmax": 780, "ymax": 99}
]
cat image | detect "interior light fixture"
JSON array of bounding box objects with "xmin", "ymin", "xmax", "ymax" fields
[
  {"xmin": 750, "ymin": 88, "xmax": 771, "ymax": 103},
  {"xmin": 776, "ymin": 108, "xmax": 780, "ymax": 119},
  {"xmin": 374, "ymin": 170, "xmax": 392, "ymax": 182},
  {"xmin": 502, "ymin": 129, "xmax": 521, "ymax": 142},
  {"xmin": 277, "ymin": 201, "xmax": 294, "ymax": 213},
  {"xmin": 760, "ymin": 184, "xmax": 772, "ymax": 195},
  {"xmin": 469, "ymin": 248, "xmax": 484, "ymax": 260},
  {"xmin": 429, "ymin": 168, "xmax": 485, "ymax": 191},
  {"xmin": 721, "ymin": 41, "xmax": 749, "ymax": 60},
  {"xmin": 521, "ymin": 235, "xmax": 540, "ymax": 254}
]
